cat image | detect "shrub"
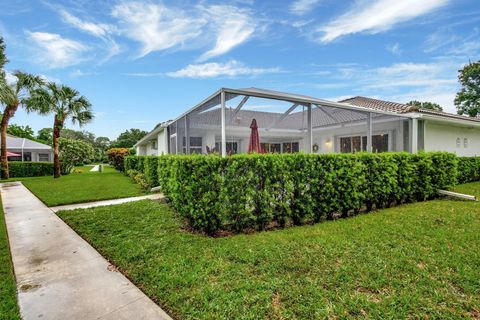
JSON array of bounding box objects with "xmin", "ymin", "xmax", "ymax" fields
[
  {"xmin": 126, "ymin": 169, "xmax": 150, "ymax": 191},
  {"xmin": 155, "ymin": 152, "xmax": 457, "ymax": 235},
  {"xmin": 125, "ymin": 156, "xmax": 159, "ymax": 188},
  {"xmin": 8, "ymin": 162, "xmax": 54, "ymax": 177},
  {"xmin": 106, "ymin": 148, "xmax": 131, "ymax": 171},
  {"xmin": 457, "ymin": 157, "xmax": 480, "ymax": 183},
  {"xmin": 59, "ymin": 138, "xmax": 95, "ymax": 173}
]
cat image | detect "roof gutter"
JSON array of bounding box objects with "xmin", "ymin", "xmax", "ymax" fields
[{"xmin": 413, "ymin": 112, "xmax": 480, "ymax": 128}]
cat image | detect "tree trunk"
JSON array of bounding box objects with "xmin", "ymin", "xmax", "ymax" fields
[
  {"xmin": 1, "ymin": 104, "xmax": 19, "ymax": 180},
  {"xmin": 53, "ymin": 116, "xmax": 63, "ymax": 178}
]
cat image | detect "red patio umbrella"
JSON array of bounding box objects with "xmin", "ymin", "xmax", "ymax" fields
[
  {"xmin": 7, "ymin": 151, "xmax": 21, "ymax": 157},
  {"xmin": 248, "ymin": 119, "xmax": 262, "ymax": 153}
]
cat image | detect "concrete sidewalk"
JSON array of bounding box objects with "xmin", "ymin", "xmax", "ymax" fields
[
  {"xmin": 50, "ymin": 194, "xmax": 164, "ymax": 212},
  {"xmin": 1, "ymin": 182, "xmax": 171, "ymax": 320}
]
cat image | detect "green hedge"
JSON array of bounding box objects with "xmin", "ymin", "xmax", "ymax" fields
[
  {"xmin": 8, "ymin": 162, "xmax": 54, "ymax": 177},
  {"xmin": 124, "ymin": 156, "xmax": 159, "ymax": 188},
  {"xmin": 457, "ymin": 157, "xmax": 480, "ymax": 184},
  {"xmin": 154, "ymin": 152, "xmax": 457, "ymax": 234}
]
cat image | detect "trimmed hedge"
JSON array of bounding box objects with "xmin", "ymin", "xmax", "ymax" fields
[
  {"xmin": 8, "ymin": 162, "xmax": 54, "ymax": 178},
  {"xmin": 154, "ymin": 152, "xmax": 457, "ymax": 234},
  {"xmin": 125, "ymin": 156, "xmax": 159, "ymax": 188},
  {"xmin": 457, "ymin": 157, "xmax": 480, "ymax": 184}
]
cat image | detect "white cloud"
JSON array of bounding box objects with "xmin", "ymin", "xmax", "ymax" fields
[
  {"xmin": 112, "ymin": 2, "xmax": 206, "ymax": 58},
  {"xmin": 60, "ymin": 10, "xmax": 115, "ymax": 38},
  {"xmin": 60, "ymin": 9, "xmax": 120, "ymax": 60},
  {"xmin": 166, "ymin": 60, "xmax": 281, "ymax": 79},
  {"xmin": 329, "ymin": 61, "xmax": 460, "ymax": 111},
  {"xmin": 70, "ymin": 69, "xmax": 98, "ymax": 77},
  {"xmin": 26, "ymin": 31, "xmax": 88, "ymax": 68},
  {"xmin": 290, "ymin": 0, "xmax": 321, "ymax": 15},
  {"xmin": 386, "ymin": 42, "xmax": 402, "ymax": 55},
  {"xmin": 111, "ymin": 2, "xmax": 256, "ymax": 60},
  {"xmin": 198, "ymin": 5, "xmax": 256, "ymax": 61},
  {"xmin": 315, "ymin": 0, "xmax": 449, "ymax": 42}
]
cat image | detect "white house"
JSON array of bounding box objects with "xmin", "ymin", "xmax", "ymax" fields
[
  {"xmin": 135, "ymin": 88, "xmax": 480, "ymax": 157},
  {"xmin": 6, "ymin": 134, "xmax": 53, "ymax": 162}
]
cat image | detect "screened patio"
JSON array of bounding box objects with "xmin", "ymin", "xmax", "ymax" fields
[{"xmin": 166, "ymin": 88, "xmax": 419, "ymax": 156}]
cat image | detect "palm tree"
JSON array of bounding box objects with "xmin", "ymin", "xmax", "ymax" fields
[
  {"xmin": 27, "ymin": 83, "xmax": 93, "ymax": 178},
  {"xmin": 0, "ymin": 72, "xmax": 44, "ymax": 179}
]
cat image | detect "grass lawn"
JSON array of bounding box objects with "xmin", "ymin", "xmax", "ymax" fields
[
  {"xmin": 14, "ymin": 165, "xmax": 145, "ymax": 207},
  {"xmin": 452, "ymin": 181, "xmax": 480, "ymax": 198},
  {"xmin": 0, "ymin": 197, "xmax": 21, "ymax": 320},
  {"xmin": 57, "ymin": 187, "xmax": 480, "ymax": 319}
]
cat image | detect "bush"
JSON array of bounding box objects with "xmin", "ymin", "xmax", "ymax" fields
[
  {"xmin": 125, "ymin": 156, "xmax": 159, "ymax": 188},
  {"xmin": 155, "ymin": 152, "xmax": 457, "ymax": 235},
  {"xmin": 106, "ymin": 148, "xmax": 132, "ymax": 171},
  {"xmin": 8, "ymin": 162, "xmax": 54, "ymax": 177},
  {"xmin": 457, "ymin": 157, "xmax": 480, "ymax": 183},
  {"xmin": 126, "ymin": 169, "xmax": 150, "ymax": 191},
  {"xmin": 59, "ymin": 138, "xmax": 95, "ymax": 173}
]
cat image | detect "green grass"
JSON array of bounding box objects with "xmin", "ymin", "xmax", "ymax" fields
[
  {"xmin": 0, "ymin": 197, "xmax": 21, "ymax": 320},
  {"xmin": 14, "ymin": 166, "xmax": 145, "ymax": 207},
  {"xmin": 451, "ymin": 181, "xmax": 480, "ymax": 198},
  {"xmin": 57, "ymin": 186, "xmax": 480, "ymax": 319}
]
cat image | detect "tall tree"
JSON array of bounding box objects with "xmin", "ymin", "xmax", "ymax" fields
[
  {"xmin": 26, "ymin": 83, "xmax": 93, "ymax": 178},
  {"xmin": 0, "ymin": 71, "xmax": 44, "ymax": 179},
  {"xmin": 7, "ymin": 124, "xmax": 35, "ymax": 139},
  {"xmin": 406, "ymin": 100, "xmax": 443, "ymax": 111},
  {"xmin": 37, "ymin": 127, "xmax": 53, "ymax": 143},
  {"xmin": 455, "ymin": 60, "xmax": 480, "ymax": 117},
  {"xmin": 111, "ymin": 128, "xmax": 147, "ymax": 148}
]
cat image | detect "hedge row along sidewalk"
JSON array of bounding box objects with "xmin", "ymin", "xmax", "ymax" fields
[{"xmin": 125, "ymin": 152, "xmax": 458, "ymax": 234}]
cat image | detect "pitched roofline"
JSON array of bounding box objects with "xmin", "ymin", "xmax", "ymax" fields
[{"xmin": 133, "ymin": 121, "xmax": 171, "ymax": 148}]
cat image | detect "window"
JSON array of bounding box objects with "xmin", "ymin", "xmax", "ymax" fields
[
  {"xmin": 215, "ymin": 142, "xmax": 238, "ymax": 155},
  {"xmin": 340, "ymin": 134, "xmax": 389, "ymax": 153},
  {"xmin": 456, "ymin": 137, "xmax": 461, "ymax": 148},
  {"xmin": 38, "ymin": 153, "xmax": 49, "ymax": 162},
  {"xmin": 23, "ymin": 152, "xmax": 31, "ymax": 161},
  {"xmin": 260, "ymin": 143, "xmax": 281, "ymax": 153},
  {"xmin": 340, "ymin": 137, "xmax": 352, "ymax": 153},
  {"xmin": 464, "ymin": 138, "xmax": 468, "ymax": 148},
  {"xmin": 183, "ymin": 137, "xmax": 203, "ymax": 154},
  {"xmin": 151, "ymin": 140, "xmax": 157, "ymax": 150},
  {"xmin": 282, "ymin": 142, "xmax": 299, "ymax": 153},
  {"xmin": 372, "ymin": 134, "xmax": 388, "ymax": 153}
]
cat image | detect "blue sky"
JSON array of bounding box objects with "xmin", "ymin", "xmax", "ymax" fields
[{"xmin": 0, "ymin": 0, "xmax": 479, "ymax": 139}]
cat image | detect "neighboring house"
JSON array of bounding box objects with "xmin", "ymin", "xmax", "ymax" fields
[
  {"xmin": 135, "ymin": 87, "xmax": 480, "ymax": 157},
  {"xmin": 6, "ymin": 134, "xmax": 53, "ymax": 162}
]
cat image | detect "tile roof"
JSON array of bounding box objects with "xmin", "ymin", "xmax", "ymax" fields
[
  {"xmin": 339, "ymin": 96, "xmax": 413, "ymax": 113},
  {"xmin": 340, "ymin": 96, "xmax": 480, "ymax": 123}
]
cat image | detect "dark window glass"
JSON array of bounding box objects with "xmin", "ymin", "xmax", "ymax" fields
[
  {"xmin": 291, "ymin": 142, "xmax": 299, "ymax": 153},
  {"xmin": 352, "ymin": 136, "xmax": 361, "ymax": 152},
  {"xmin": 362, "ymin": 136, "xmax": 367, "ymax": 151},
  {"xmin": 372, "ymin": 134, "xmax": 388, "ymax": 152},
  {"xmin": 23, "ymin": 152, "xmax": 31, "ymax": 161},
  {"xmin": 215, "ymin": 142, "xmax": 238, "ymax": 155},
  {"xmin": 271, "ymin": 143, "xmax": 281, "ymax": 153},
  {"xmin": 340, "ymin": 137, "xmax": 352, "ymax": 153}
]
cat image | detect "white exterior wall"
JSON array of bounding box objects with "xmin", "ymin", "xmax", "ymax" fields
[
  {"xmin": 312, "ymin": 119, "xmax": 405, "ymax": 153},
  {"xmin": 157, "ymin": 129, "xmax": 167, "ymax": 155},
  {"xmin": 424, "ymin": 121, "xmax": 480, "ymax": 156}
]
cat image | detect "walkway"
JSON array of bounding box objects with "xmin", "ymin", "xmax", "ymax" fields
[
  {"xmin": 50, "ymin": 194, "xmax": 164, "ymax": 212},
  {"xmin": 1, "ymin": 182, "xmax": 171, "ymax": 320}
]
